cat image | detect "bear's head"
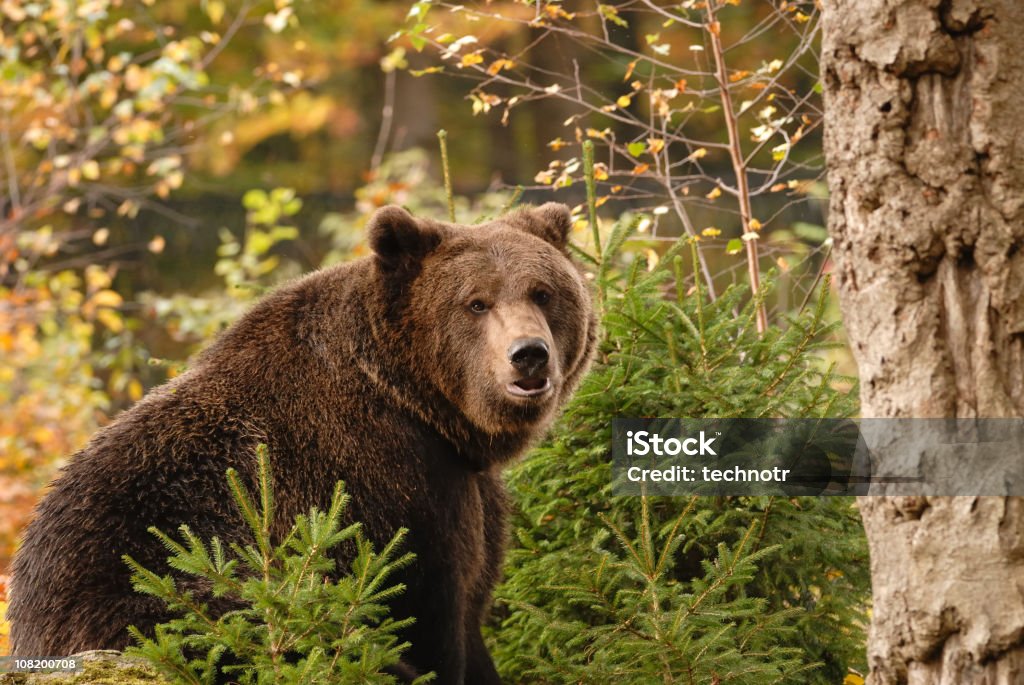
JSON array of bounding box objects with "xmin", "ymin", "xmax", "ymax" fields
[{"xmin": 367, "ymin": 203, "xmax": 597, "ymax": 444}]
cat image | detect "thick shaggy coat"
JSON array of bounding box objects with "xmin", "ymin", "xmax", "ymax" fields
[{"xmin": 9, "ymin": 203, "xmax": 597, "ymax": 684}]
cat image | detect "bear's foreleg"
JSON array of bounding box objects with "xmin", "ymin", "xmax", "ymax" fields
[{"xmin": 464, "ymin": 626, "xmax": 501, "ymax": 685}]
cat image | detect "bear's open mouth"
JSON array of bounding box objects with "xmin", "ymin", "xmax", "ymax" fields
[{"xmin": 507, "ymin": 377, "xmax": 552, "ymax": 398}]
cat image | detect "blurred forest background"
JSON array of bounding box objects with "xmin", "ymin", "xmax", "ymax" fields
[{"xmin": 0, "ymin": 1, "xmax": 867, "ymax": 680}]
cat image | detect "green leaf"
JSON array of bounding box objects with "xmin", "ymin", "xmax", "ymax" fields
[
  {"xmin": 627, "ymin": 141, "xmax": 647, "ymax": 157},
  {"xmin": 241, "ymin": 189, "xmax": 267, "ymax": 211},
  {"xmin": 793, "ymin": 222, "xmax": 829, "ymax": 243},
  {"xmin": 598, "ymin": 4, "xmax": 628, "ymax": 27}
]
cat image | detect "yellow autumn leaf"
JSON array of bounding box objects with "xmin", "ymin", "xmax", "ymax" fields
[
  {"xmin": 843, "ymin": 674, "xmax": 866, "ymax": 685},
  {"xmin": 206, "ymin": 0, "xmax": 225, "ymax": 24},
  {"xmin": 544, "ymin": 4, "xmax": 575, "ymax": 19},
  {"xmin": 729, "ymin": 69, "xmax": 751, "ymax": 82},
  {"xmin": 81, "ymin": 160, "xmax": 100, "ymax": 180},
  {"xmin": 631, "ymin": 163, "xmax": 650, "ymax": 175},
  {"xmin": 460, "ymin": 52, "xmax": 484, "ymax": 68},
  {"xmin": 647, "ymin": 138, "xmax": 665, "ymax": 154},
  {"xmin": 593, "ymin": 163, "xmax": 609, "ymax": 181},
  {"xmin": 706, "ymin": 187, "xmax": 722, "ymax": 200},
  {"xmin": 486, "ymin": 58, "xmax": 515, "ymax": 76},
  {"xmin": 685, "ymin": 147, "xmax": 708, "ymax": 162},
  {"xmin": 125, "ymin": 63, "xmax": 148, "ymax": 91},
  {"xmin": 90, "ymin": 289, "xmax": 124, "ymax": 309},
  {"xmin": 623, "ymin": 58, "xmax": 639, "ymax": 82},
  {"xmin": 128, "ymin": 378, "xmax": 144, "ymax": 402},
  {"xmin": 96, "ymin": 308, "xmax": 124, "ymax": 333},
  {"xmin": 410, "ymin": 66, "xmax": 443, "ymax": 77},
  {"xmin": 616, "ymin": 94, "xmax": 632, "ymax": 108},
  {"xmin": 701, "ymin": 227, "xmax": 721, "ymax": 237},
  {"xmin": 99, "ymin": 86, "xmax": 118, "ymax": 110},
  {"xmin": 85, "ymin": 265, "xmax": 112, "ymax": 290},
  {"xmin": 748, "ymin": 218, "xmax": 763, "ymax": 231}
]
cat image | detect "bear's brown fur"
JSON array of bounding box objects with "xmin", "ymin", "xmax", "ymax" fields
[{"xmin": 8, "ymin": 203, "xmax": 597, "ymax": 684}]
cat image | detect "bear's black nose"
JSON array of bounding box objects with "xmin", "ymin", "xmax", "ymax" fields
[{"xmin": 508, "ymin": 337, "xmax": 549, "ymax": 376}]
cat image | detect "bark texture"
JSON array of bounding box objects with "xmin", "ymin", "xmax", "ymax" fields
[{"xmin": 822, "ymin": 1, "xmax": 1024, "ymax": 683}]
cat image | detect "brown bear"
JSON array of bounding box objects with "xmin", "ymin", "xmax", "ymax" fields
[{"xmin": 8, "ymin": 203, "xmax": 597, "ymax": 684}]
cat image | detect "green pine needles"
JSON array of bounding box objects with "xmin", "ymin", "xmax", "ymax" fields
[
  {"xmin": 124, "ymin": 445, "xmax": 428, "ymax": 685},
  {"xmin": 491, "ymin": 217, "xmax": 869, "ymax": 684}
]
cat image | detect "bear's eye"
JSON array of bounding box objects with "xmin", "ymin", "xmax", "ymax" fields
[
  {"xmin": 469, "ymin": 299, "xmax": 489, "ymax": 314},
  {"xmin": 531, "ymin": 290, "xmax": 551, "ymax": 306}
]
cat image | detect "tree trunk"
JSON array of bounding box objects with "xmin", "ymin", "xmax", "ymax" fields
[{"xmin": 822, "ymin": 1, "xmax": 1024, "ymax": 683}]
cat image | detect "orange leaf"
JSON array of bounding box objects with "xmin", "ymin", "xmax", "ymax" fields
[
  {"xmin": 486, "ymin": 58, "xmax": 515, "ymax": 76},
  {"xmin": 544, "ymin": 5, "xmax": 575, "ymax": 19},
  {"xmin": 623, "ymin": 58, "xmax": 639, "ymax": 82}
]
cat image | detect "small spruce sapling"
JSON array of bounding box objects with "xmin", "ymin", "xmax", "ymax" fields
[
  {"xmin": 124, "ymin": 444, "xmax": 430, "ymax": 684},
  {"xmin": 491, "ymin": 209, "xmax": 867, "ymax": 683}
]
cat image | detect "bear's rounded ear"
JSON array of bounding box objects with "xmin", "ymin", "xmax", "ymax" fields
[
  {"xmin": 367, "ymin": 205, "xmax": 441, "ymax": 268},
  {"xmin": 523, "ymin": 202, "xmax": 572, "ymax": 249}
]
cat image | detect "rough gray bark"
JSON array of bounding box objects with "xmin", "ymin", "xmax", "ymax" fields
[{"xmin": 822, "ymin": 1, "xmax": 1024, "ymax": 683}]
